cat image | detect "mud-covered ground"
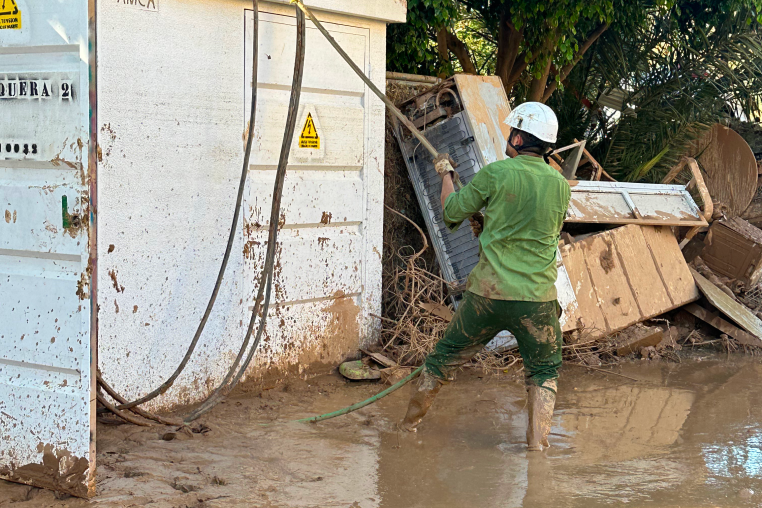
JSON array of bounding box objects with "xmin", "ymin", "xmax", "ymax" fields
[{"xmin": 2, "ymin": 352, "xmax": 762, "ymax": 507}]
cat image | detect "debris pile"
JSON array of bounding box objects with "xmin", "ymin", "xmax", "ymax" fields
[{"xmin": 367, "ymin": 75, "xmax": 762, "ymax": 383}]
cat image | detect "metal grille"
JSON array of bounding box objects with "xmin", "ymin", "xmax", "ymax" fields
[
  {"xmin": 744, "ymin": 284, "xmax": 762, "ymax": 310},
  {"xmin": 394, "ymin": 112, "xmax": 483, "ymax": 285}
]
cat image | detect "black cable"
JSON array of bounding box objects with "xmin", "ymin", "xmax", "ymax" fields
[
  {"xmin": 182, "ymin": 4, "xmax": 306, "ymax": 423},
  {"xmin": 109, "ymin": 0, "xmax": 261, "ymax": 411}
]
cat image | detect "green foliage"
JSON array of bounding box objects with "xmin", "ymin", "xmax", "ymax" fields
[
  {"xmin": 386, "ymin": 0, "xmax": 459, "ymax": 75},
  {"xmin": 387, "ymin": 0, "xmax": 762, "ymax": 183},
  {"xmin": 388, "ymin": 0, "xmax": 630, "ymax": 86},
  {"xmin": 592, "ymin": 5, "xmax": 762, "ymax": 181}
]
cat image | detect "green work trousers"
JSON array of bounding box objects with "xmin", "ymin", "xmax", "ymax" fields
[{"xmin": 424, "ymin": 291, "xmax": 562, "ymax": 388}]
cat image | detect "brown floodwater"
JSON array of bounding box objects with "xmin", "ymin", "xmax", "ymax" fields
[{"xmin": 2, "ymin": 353, "xmax": 762, "ymax": 507}]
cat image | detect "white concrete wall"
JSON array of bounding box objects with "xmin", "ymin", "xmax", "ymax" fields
[{"xmin": 96, "ymin": 0, "xmax": 390, "ymax": 410}]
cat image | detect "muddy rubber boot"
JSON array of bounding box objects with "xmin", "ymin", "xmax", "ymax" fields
[
  {"xmin": 399, "ymin": 370, "xmax": 443, "ymax": 432},
  {"xmin": 526, "ymin": 379, "xmax": 557, "ymax": 452}
]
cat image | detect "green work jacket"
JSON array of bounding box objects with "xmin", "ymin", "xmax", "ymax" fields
[{"xmin": 443, "ymin": 155, "xmax": 571, "ymax": 302}]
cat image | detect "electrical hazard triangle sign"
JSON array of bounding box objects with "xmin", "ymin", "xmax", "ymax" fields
[
  {"xmin": 0, "ymin": 0, "xmax": 22, "ymax": 30},
  {"xmin": 299, "ymin": 113, "xmax": 320, "ymax": 149}
]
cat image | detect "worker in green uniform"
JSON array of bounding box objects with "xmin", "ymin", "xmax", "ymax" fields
[{"xmin": 399, "ymin": 102, "xmax": 571, "ymax": 452}]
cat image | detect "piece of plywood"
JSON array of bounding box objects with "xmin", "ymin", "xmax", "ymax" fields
[
  {"xmin": 692, "ymin": 124, "xmax": 758, "ymax": 217},
  {"xmin": 616, "ymin": 330, "xmax": 664, "ymax": 356},
  {"xmin": 640, "ymin": 226, "xmax": 700, "ymax": 304},
  {"xmin": 691, "ymin": 268, "xmax": 762, "ymax": 339},
  {"xmin": 560, "ymin": 243, "xmax": 607, "ymax": 334},
  {"xmin": 582, "ymin": 232, "xmax": 641, "ymax": 331},
  {"xmin": 613, "ymin": 226, "xmax": 673, "ymax": 317},
  {"xmin": 683, "ymin": 303, "xmax": 762, "ymax": 346},
  {"xmin": 562, "ymin": 225, "xmax": 699, "ymax": 339}
]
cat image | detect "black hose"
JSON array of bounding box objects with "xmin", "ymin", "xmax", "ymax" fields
[
  {"xmin": 182, "ymin": 4, "xmax": 306, "ymax": 423},
  {"xmin": 109, "ymin": 0, "xmax": 261, "ymax": 411}
]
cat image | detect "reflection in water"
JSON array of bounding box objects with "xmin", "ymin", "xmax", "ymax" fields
[
  {"xmin": 371, "ymin": 358, "xmax": 762, "ymax": 507},
  {"xmin": 559, "ymin": 385, "xmax": 694, "ymax": 462},
  {"xmin": 703, "ymin": 436, "xmax": 762, "ymax": 479}
]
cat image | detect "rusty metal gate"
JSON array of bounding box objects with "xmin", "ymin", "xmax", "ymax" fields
[{"xmin": 0, "ymin": 1, "xmax": 96, "ymax": 498}]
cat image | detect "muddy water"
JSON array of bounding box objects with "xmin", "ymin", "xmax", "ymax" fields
[{"xmin": 2, "ymin": 354, "xmax": 762, "ymax": 507}]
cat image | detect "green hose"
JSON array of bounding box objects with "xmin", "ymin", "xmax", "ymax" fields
[{"xmin": 295, "ymin": 365, "xmax": 424, "ymax": 424}]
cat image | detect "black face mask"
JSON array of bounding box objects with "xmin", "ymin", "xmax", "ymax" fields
[{"xmin": 508, "ymin": 136, "xmax": 551, "ymax": 164}]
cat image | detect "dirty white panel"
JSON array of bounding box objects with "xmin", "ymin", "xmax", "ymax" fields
[
  {"xmin": 246, "ymin": 227, "xmax": 364, "ymax": 304},
  {"xmin": 255, "ymin": 14, "xmax": 366, "ymax": 93},
  {"xmin": 453, "ymin": 75, "xmax": 512, "ymax": 166},
  {"xmin": 96, "ymin": 1, "xmax": 387, "ymax": 409},
  {"xmin": 248, "ymin": 96, "xmax": 365, "ymax": 168},
  {"xmin": 567, "ymin": 181, "xmax": 707, "ymax": 226},
  {"xmin": 245, "ymin": 170, "xmax": 363, "ymax": 226},
  {"xmin": 0, "ymin": 0, "xmax": 94, "ymax": 498},
  {"xmin": 243, "ymin": 10, "xmax": 378, "ymax": 373}
]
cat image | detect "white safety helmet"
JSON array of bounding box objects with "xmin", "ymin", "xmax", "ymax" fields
[{"xmin": 505, "ymin": 102, "xmax": 559, "ymax": 144}]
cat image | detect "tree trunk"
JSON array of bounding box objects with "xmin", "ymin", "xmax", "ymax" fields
[
  {"xmin": 496, "ymin": 11, "xmax": 522, "ymax": 97},
  {"xmin": 542, "ymin": 23, "xmax": 609, "ymax": 102},
  {"xmin": 445, "ymin": 31, "xmax": 477, "ymax": 74},
  {"xmin": 527, "ymin": 59, "xmax": 552, "ymax": 102},
  {"xmin": 436, "ymin": 28, "xmax": 450, "ymax": 78}
]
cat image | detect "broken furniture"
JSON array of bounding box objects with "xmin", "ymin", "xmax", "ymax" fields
[
  {"xmin": 549, "ymin": 138, "xmax": 614, "ymax": 181},
  {"xmin": 391, "ymin": 77, "xmax": 713, "ymax": 346},
  {"xmin": 560, "ymin": 225, "xmax": 699, "ymax": 338},
  {"xmin": 551, "ymin": 140, "xmax": 587, "ymax": 179},
  {"xmin": 690, "ymin": 123, "xmax": 758, "ymax": 217},
  {"xmin": 566, "ymin": 181, "xmax": 709, "ymax": 227},
  {"xmin": 701, "ymin": 217, "xmax": 762, "ymax": 287},
  {"xmin": 689, "ymin": 269, "xmax": 762, "ymax": 346},
  {"xmin": 660, "ymin": 157, "xmax": 714, "ymax": 241}
]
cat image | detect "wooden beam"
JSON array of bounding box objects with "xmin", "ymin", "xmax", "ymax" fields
[{"xmin": 683, "ymin": 303, "xmax": 762, "ymax": 346}]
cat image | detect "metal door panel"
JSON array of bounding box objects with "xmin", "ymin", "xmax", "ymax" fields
[
  {"xmin": 0, "ymin": 0, "xmax": 94, "ymax": 498},
  {"xmin": 242, "ymin": 10, "xmax": 372, "ymax": 364}
]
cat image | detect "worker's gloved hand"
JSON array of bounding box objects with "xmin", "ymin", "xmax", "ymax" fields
[
  {"xmin": 433, "ymin": 153, "xmax": 458, "ymax": 180},
  {"xmin": 469, "ymin": 213, "xmax": 484, "ymax": 238}
]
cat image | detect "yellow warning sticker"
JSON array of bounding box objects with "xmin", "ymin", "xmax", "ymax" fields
[
  {"xmin": 299, "ymin": 113, "xmax": 320, "ymax": 149},
  {"xmin": 0, "ymin": 0, "xmax": 21, "ymax": 30}
]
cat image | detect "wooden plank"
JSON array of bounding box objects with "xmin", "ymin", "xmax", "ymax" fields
[
  {"xmin": 682, "ymin": 303, "xmax": 762, "ymax": 346},
  {"xmin": 616, "ymin": 330, "xmax": 664, "ymax": 356},
  {"xmin": 560, "ymin": 242, "xmax": 607, "ymax": 334},
  {"xmin": 641, "ymin": 226, "xmax": 700, "ymax": 304},
  {"xmin": 579, "ymin": 232, "xmax": 641, "ymax": 332},
  {"xmin": 360, "ymin": 349, "xmax": 398, "ymax": 368},
  {"xmin": 612, "ymin": 226, "xmax": 672, "ymax": 317},
  {"xmin": 419, "ymin": 302, "xmax": 453, "ymax": 322},
  {"xmin": 691, "ymin": 268, "xmax": 762, "ymax": 339}
]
